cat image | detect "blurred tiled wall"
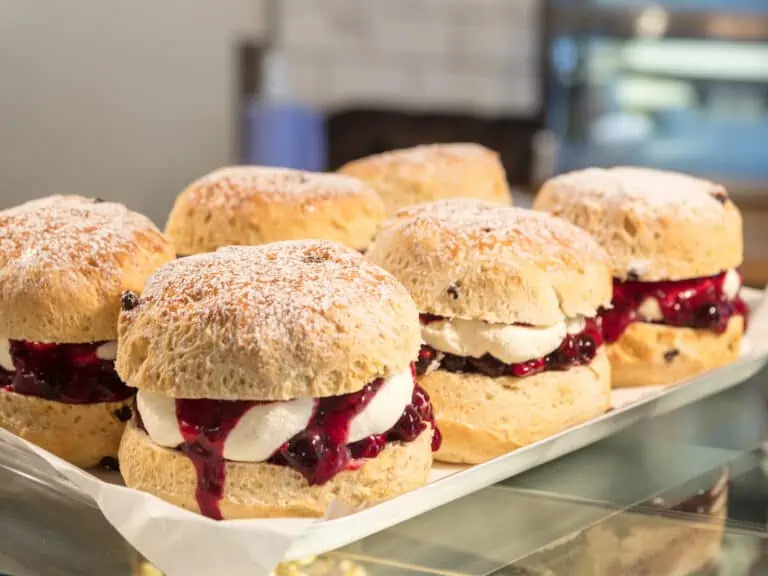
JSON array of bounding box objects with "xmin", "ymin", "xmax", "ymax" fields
[
  {"xmin": 0, "ymin": 0, "xmax": 266, "ymax": 223},
  {"xmin": 275, "ymin": 0, "xmax": 541, "ymax": 115}
]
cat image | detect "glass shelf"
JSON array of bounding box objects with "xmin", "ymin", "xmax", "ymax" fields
[{"xmin": 3, "ymin": 368, "xmax": 768, "ymax": 575}]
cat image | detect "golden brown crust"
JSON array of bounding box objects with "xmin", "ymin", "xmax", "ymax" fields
[
  {"xmin": 367, "ymin": 200, "xmax": 612, "ymax": 326},
  {"xmin": 116, "ymin": 241, "xmax": 421, "ymax": 400},
  {"xmin": 420, "ymin": 348, "xmax": 611, "ymax": 464},
  {"xmin": 119, "ymin": 422, "xmax": 433, "ymax": 518},
  {"xmin": 165, "ymin": 166, "xmax": 386, "ymax": 254},
  {"xmin": 608, "ymin": 316, "xmax": 744, "ymax": 388},
  {"xmin": 338, "ymin": 143, "xmax": 511, "ymax": 215},
  {"xmin": 0, "ymin": 389, "xmax": 132, "ymax": 468},
  {"xmin": 534, "ymin": 167, "xmax": 743, "ymax": 281},
  {"xmin": 0, "ymin": 196, "xmax": 175, "ymax": 343}
]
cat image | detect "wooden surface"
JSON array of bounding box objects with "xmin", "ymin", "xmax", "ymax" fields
[{"xmin": 740, "ymin": 204, "xmax": 768, "ymax": 288}]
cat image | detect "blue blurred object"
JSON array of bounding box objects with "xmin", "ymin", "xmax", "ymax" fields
[
  {"xmin": 244, "ymin": 101, "xmax": 327, "ymax": 171},
  {"xmin": 243, "ymin": 51, "xmax": 327, "ymax": 171}
]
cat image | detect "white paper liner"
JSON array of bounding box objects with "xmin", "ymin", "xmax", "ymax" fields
[
  {"xmin": 2, "ymin": 288, "xmax": 767, "ymax": 576},
  {"xmin": 0, "ymin": 429, "xmax": 316, "ymax": 575}
]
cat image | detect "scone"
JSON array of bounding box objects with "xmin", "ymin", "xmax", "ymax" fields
[
  {"xmin": 367, "ymin": 199, "xmax": 612, "ymax": 464},
  {"xmin": 164, "ymin": 166, "xmax": 385, "ymax": 255},
  {"xmin": 337, "ymin": 143, "xmax": 511, "ymax": 215},
  {"xmin": 534, "ymin": 167, "xmax": 747, "ymax": 387},
  {"xmin": 116, "ymin": 241, "xmax": 439, "ymax": 519},
  {"xmin": 0, "ymin": 196, "xmax": 174, "ymax": 467}
]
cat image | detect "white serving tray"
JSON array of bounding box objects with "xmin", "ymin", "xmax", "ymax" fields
[{"xmin": 0, "ymin": 288, "xmax": 766, "ymax": 576}]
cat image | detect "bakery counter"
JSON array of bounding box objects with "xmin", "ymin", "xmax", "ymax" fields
[{"xmin": 4, "ymin": 369, "xmax": 768, "ymax": 575}]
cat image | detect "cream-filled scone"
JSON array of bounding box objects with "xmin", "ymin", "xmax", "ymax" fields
[
  {"xmin": 535, "ymin": 167, "xmax": 748, "ymax": 387},
  {"xmin": 367, "ymin": 199, "xmax": 612, "ymax": 464},
  {"xmin": 0, "ymin": 196, "xmax": 175, "ymax": 467},
  {"xmin": 337, "ymin": 143, "xmax": 511, "ymax": 215},
  {"xmin": 116, "ymin": 241, "xmax": 439, "ymax": 519},
  {"xmin": 165, "ymin": 166, "xmax": 385, "ymax": 255}
]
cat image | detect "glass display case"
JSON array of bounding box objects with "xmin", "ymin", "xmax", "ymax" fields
[
  {"xmin": 545, "ymin": 0, "xmax": 768, "ymax": 198},
  {"xmin": 4, "ymin": 368, "xmax": 768, "ymax": 576}
]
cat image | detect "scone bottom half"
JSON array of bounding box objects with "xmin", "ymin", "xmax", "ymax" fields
[
  {"xmin": 412, "ymin": 312, "xmax": 610, "ymax": 465},
  {"xmin": 598, "ymin": 269, "xmax": 749, "ymax": 344},
  {"xmin": 597, "ymin": 269, "xmax": 749, "ymax": 387},
  {"xmin": 413, "ymin": 312, "xmax": 611, "ymax": 465},
  {"xmin": 0, "ymin": 337, "xmax": 134, "ymax": 468},
  {"xmin": 124, "ymin": 363, "xmax": 440, "ymax": 520}
]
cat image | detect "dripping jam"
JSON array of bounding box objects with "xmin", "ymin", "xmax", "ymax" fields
[
  {"xmin": 414, "ymin": 316, "xmax": 603, "ymax": 379},
  {"xmin": 156, "ymin": 370, "xmax": 440, "ymax": 520},
  {"xmin": 599, "ymin": 271, "xmax": 749, "ymax": 343},
  {"xmin": 0, "ymin": 340, "xmax": 133, "ymax": 403}
]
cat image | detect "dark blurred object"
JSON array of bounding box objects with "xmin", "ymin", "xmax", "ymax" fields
[
  {"xmin": 327, "ymin": 110, "xmax": 540, "ymax": 189},
  {"xmin": 237, "ymin": 39, "xmax": 264, "ymax": 163}
]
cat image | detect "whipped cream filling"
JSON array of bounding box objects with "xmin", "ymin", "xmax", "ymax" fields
[
  {"xmin": 635, "ymin": 269, "xmax": 741, "ymax": 323},
  {"xmin": 95, "ymin": 341, "xmax": 118, "ymax": 361},
  {"xmin": 136, "ymin": 367, "xmax": 414, "ymax": 462},
  {"xmin": 722, "ymin": 268, "xmax": 741, "ymax": 300},
  {"xmin": 136, "ymin": 392, "xmax": 184, "ymax": 447},
  {"xmin": 637, "ymin": 297, "xmax": 663, "ymax": 321},
  {"xmin": 348, "ymin": 369, "xmax": 413, "ymax": 443},
  {"xmin": 421, "ymin": 317, "xmax": 587, "ymax": 364},
  {"xmin": 0, "ymin": 339, "xmax": 12, "ymax": 372}
]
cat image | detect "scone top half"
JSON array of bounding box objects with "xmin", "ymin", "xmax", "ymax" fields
[
  {"xmin": 0, "ymin": 195, "xmax": 175, "ymax": 405},
  {"xmin": 116, "ymin": 241, "xmax": 439, "ymax": 518},
  {"xmin": 165, "ymin": 166, "xmax": 386, "ymax": 255},
  {"xmin": 534, "ymin": 167, "xmax": 747, "ymax": 346},
  {"xmin": 367, "ymin": 199, "xmax": 613, "ymax": 380},
  {"xmin": 338, "ymin": 143, "xmax": 512, "ymax": 216}
]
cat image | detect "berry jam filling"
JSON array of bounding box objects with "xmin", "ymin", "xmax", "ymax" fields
[
  {"xmin": 599, "ymin": 271, "xmax": 749, "ymax": 344},
  {"xmin": 175, "ymin": 398, "xmax": 255, "ymax": 520},
  {"xmin": 165, "ymin": 371, "xmax": 440, "ymax": 520},
  {"xmin": 415, "ymin": 316, "xmax": 603, "ymax": 379},
  {"xmin": 0, "ymin": 341, "xmax": 133, "ymax": 403}
]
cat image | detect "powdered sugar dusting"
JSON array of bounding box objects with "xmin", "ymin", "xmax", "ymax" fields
[
  {"xmin": 346, "ymin": 143, "xmax": 495, "ymax": 173},
  {"xmin": 390, "ymin": 199, "xmax": 610, "ymax": 270},
  {"xmin": 545, "ymin": 167, "xmax": 729, "ymax": 221},
  {"xmin": 0, "ymin": 196, "xmax": 169, "ymax": 282},
  {"xmin": 183, "ymin": 166, "xmax": 378, "ymax": 211},
  {"xmin": 133, "ymin": 240, "xmax": 413, "ymax": 348}
]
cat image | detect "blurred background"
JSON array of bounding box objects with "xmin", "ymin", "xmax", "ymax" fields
[{"xmin": 1, "ymin": 0, "xmax": 767, "ymax": 282}]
